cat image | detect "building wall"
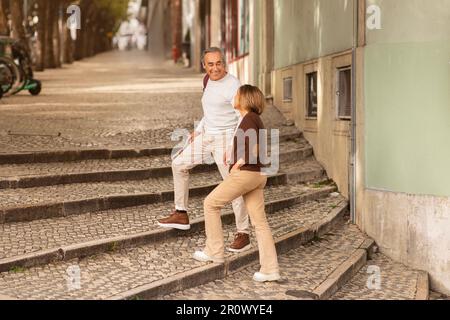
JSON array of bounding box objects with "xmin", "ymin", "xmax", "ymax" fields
[
  {"xmin": 222, "ymin": 0, "xmax": 253, "ymax": 84},
  {"xmin": 147, "ymin": 0, "xmax": 171, "ymax": 59},
  {"xmin": 228, "ymin": 55, "xmax": 250, "ymax": 85},
  {"xmin": 271, "ymin": 0, "xmax": 355, "ymax": 198},
  {"xmin": 273, "ymin": 0, "xmax": 354, "ymax": 69},
  {"xmin": 358, "ymin": 0, "xmax": 450, "ymax": 294},
  {"xmin": 209, "ymin": 0, "xmax": 221, "ymax": 47}
]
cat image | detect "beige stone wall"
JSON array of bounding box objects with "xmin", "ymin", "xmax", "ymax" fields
[
  {"xmin": 272, "ymin": 51, "xmax": 353, "ymax": 198},
  {"xmin": 361, "ymin": 190, "xmax": 450, "ymax": 294}
]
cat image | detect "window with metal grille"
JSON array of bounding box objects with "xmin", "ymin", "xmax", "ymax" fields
[
  {"xmin": 283, "ymin": 77, "xmax": 293, "ymax": 102},
  {"xmin": 337, "ymin": 66, "xmax": 352, "ymax": 120},
  {"xmin": 306, "ymin": 72, "xmax": 318, "ymax": 118}
]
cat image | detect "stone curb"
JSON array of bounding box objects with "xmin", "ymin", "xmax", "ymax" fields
[
  {"xmin": 108, "ymin": 201, "xmax": 348, "ymax": 300},
  {"xmin": 0, "ymin": 147, "xmax": 171, "ymax": 165},
  {"xmin": 415, "ymin": 271, "xmax": 430, "ymax": 300},
  {"xmin": 0, "ymin": 148, "xmax": 312, "ymax": 190},
  {"xmin": 313, "ymin": 249, "xmax": 367, "ymax": 300},
  {"xmin": 359, "ymin": 238, "xmax": 377, "ymax": 260},
  {"xmin": 285, "ymin": 235, "xmax": 373, "ymax": 300},
  {"xmin": 0, "ymin": 133, "xmax": 303, "ymax": 165},
  {"xmin": 0, "ymin": 186, "xmax": 337, "ymax": 274}
]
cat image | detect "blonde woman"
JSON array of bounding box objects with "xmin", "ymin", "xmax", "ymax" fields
[{"xmin": 193, "ymin": 85, "xmax": 281, "ymax": 282}]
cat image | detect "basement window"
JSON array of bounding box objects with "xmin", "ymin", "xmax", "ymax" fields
[
  {"xmin": 283, "ymin": 77, "xmax": 293, "ymax": 102},
  {"xmin": 336, "ymin": 66, "xmax": 352, "ymax": 120},
  {"xmin": 306, "ymin": 72, "xmax": 318, "ymax": 118}
]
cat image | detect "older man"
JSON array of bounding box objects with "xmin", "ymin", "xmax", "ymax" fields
[{"xmin": 158, "ymin": 47, "xmax": 251, "ymax": 253}]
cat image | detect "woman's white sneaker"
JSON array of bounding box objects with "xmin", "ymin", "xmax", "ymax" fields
[
  {"xmin": 193, "ymin": 251, "xmax": 225, "ymax": 263},
  {"xmin": 253, "ymin": 272, "xmax": 281, "ymax": 282}
]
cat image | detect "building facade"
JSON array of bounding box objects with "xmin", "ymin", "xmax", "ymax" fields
[{"xmin": 155, "ymin": 0, "xmax": 450, "ymax": 294}]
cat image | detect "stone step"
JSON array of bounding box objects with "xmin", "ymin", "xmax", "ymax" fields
[
  {"xmin": 331, "ymin": 252, "xmax": 429, "ymax": 300},
  {"xmin": 0, "ymin": 158, "xmax": 326, "ymax": 224},
  {"xmin": 161, "ymin": 223, "xmax": 430, "ymax": 301},
  {"xmin": 0, "ymin": 193, "xmax": 347, "ymax": 300},
  {"xmin": 162, "ymin": 219, "xmax": 370, "ymax": 301},
  {"xmin": 0, "ymin": 130, "xmax": 303, "ymax": 165},
  {"xmin": 0, "ymin": 140, "xmax": 312, "ymax": 189},
  {"xmin": 0, "ymin": 183, "xmax": 337, "ymax": 272}
]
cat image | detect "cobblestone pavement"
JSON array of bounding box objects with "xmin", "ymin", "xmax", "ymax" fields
[
  {"xmin": 331, "ymin": 253, "xmax": 420, "ymax": 300},
  {"xmin": 162, "ymin": 221, "xmax": 366, "ymax": 300},
  {"xmin": 0, "ymin": 50, "xmax": 290, "ymax": 153},
  {"xmin": 0, "ymin": 194, "xmax": 345, "ymax": 300},
  {"xmin": 0, "ymin": 171, "xmax": 222, "ymax": 209},
  {"xmin": 0, "ymin": 183, "xmax": 333, "ymax": 260},
  {"xmin": 0, "ymin": 154, "xmax": 172, "ymax": 178},
  {"xmin": 0, "ymin": 140, "xmax": 306, "ymax": 178}
]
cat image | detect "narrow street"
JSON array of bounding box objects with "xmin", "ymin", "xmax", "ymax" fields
[
  {"xmin": 0, "ymin": 50, "xmax": 425, "ymax": 300},
  {"xmin": 0, "ymin": 50, "xmax": 205, "ymax": 153}
]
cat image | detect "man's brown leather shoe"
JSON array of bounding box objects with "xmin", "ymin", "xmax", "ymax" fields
[
  {"xmin": 227, "ymin": 232, "xmax": 251, "ymax": 252},
  {"xmin": 158, "ymin": 210, "xmax": 191, "ymax": 230}
]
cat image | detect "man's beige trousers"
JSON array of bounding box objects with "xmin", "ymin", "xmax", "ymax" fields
[{"xmin": 172, "ymin": 131, "xmax": 250, "ymax": 233}]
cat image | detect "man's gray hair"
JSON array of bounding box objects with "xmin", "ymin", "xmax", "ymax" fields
[{"xmin": 201, "ymin": 47, "xmax": 227, "ymax": 67}]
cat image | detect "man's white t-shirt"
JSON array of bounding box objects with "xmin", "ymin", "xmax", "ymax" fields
[{"xmin": 197, "ymin": 73, "xmax": 241, "ymax": 134}]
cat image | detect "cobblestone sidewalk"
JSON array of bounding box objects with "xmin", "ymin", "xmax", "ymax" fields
[
  {"xmin": 0, "ymin": 183, "xmax": 327, "ymax": 260},
  {"xmin": 162, "ymin": 222, "xmax": 366, "ymax": 300},
  {"xmin": 0, "ymin": 51, "xmax": 290, "ymax": 153},
  {"xmin": 331, "ymin": 253, "xmax": 421, "ymax": 300},
  {"xmin": 0, "ymin": 195, "xmax": 345, "ymax": 300}
]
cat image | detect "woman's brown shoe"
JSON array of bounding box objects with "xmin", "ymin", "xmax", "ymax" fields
[{"xmin": 227, "ymin": 233, "xmax": 251, "ymax": 252}]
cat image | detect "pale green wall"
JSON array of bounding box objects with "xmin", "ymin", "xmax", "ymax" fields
[
  {"xmin": 365, "ymin": 0, "xmax": 450, "ymax": 196},
  {"xmin": 273, "ymin": 0, "xmax": 354, "ymax": 69}
]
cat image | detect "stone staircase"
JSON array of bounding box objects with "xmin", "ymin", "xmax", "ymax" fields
[{"xmin": 0, "ymin": 106, "xmax": 429, "ymax": 300}]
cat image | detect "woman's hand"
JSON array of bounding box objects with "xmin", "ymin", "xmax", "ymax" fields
[{"xmin": 231, "ymin": 158, "xmax": 245, "ymax": 171}]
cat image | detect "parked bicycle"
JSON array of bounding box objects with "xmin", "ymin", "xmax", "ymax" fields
[{"xmin": 0, "ymin": 36, "xmax": 41, "ymax": 100}]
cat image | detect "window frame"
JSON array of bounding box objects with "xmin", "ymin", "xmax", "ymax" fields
[
  {"xmin": 282, "ymin": 76, "xmax": 293, "ymax": 103},
  {"xmin": 336, "ymin": 65, "xmax": 352, "ymax": 121},
  {"xmin": 305, "ymin": 71, "xmax": 318, "ymax": 119}
]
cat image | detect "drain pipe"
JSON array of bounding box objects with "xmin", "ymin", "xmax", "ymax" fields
[
  {"xmin": 350, "ymin": 49, "xmax": 356, "ymax": 223},
  {"xmin": 349, "ymin": 0, "xmax": 360, "ymax": 223}
]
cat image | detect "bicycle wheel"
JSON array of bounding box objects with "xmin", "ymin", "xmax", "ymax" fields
[
  {"xmin": 0, "ymin": 58, "xmax": 14, "ymax": 95},
  {"xmin": 0, "ymin": 57, "xmax": 21, "ymax": 96}
]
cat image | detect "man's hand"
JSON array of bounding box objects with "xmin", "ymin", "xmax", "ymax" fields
[
  {"xmin": 188, "ymin": 131, "xmax": 201, "ymax": 144},
  {"xmin": 223, "ymin": 152, "xmax": 228, "ymax": 166}
]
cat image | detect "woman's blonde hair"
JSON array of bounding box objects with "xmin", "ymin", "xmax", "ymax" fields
[{"xmin": 237, "ymin": 85, "xmax": 266, "ymax": 115}]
